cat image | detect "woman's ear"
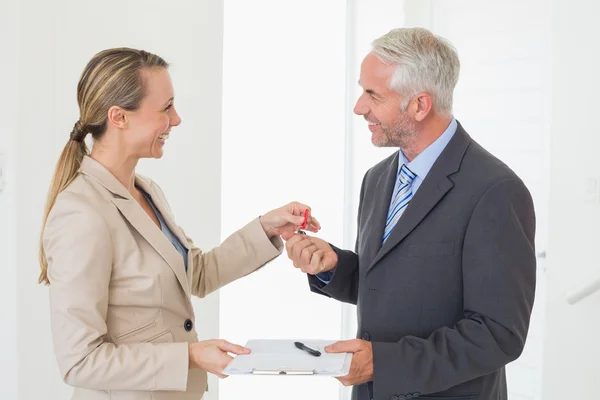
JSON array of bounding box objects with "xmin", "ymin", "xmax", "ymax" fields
[{"xmin": 107, "ymin": 106, "xmax": 128, "ymax": 129}]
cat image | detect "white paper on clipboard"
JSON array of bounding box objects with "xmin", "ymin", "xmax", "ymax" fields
[{"xmin": 223, "ymin": 339, "xmax": 353, "ymax": 376}]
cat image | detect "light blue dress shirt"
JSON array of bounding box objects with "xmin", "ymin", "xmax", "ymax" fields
[
  {"xmin": 317, "ymin": 117, "xmax": 458, "ymax": 284},
  {"xmin": 140, "ymin": 189, "xmax": 189, "ymax": 271}
]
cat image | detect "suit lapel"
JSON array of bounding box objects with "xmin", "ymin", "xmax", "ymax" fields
[
  {"xmin": 368, "ymin": 124, "xmax": 472, "ymax": 271},
  {"xmin": 80, "ymin": 156, "xmax": 191, "ymax": 298}
]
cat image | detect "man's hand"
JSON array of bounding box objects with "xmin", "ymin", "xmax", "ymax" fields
[
  {"xmin": 285, "ymin": 234, "xmax": 338, "ymax": 275},
  {"xmin": 325, "ymin": 339, "xmax": 373, "ymax": 386}
]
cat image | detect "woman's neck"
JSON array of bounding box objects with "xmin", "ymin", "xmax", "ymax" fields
[{"xmin": 90, "ymin": 146, "xmax": 139, "ymax": 193}]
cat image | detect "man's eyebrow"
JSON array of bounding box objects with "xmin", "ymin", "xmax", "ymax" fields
[
  {"xmin": 358, "ymin": 80, "xmax": 382, "ymax": 98},
  {"xmin": 358, "ymin": 81, "xmax": 380, "ymax": 96}
]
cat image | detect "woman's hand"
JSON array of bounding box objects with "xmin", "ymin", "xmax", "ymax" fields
[
  {"xmin": 188, "ymin": 339, "xmax": 250, "ymax": 378},
  {"xmin": 259, "ymin": 202, "xmax": 321, "ymax": 240}
]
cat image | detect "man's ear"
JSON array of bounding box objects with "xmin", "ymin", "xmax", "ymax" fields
[
  {"xmin": 107, "ymin": 106, "xmax": 128, "ymax": 129},
  {"xmin": 413, "ymin": 92, "xmax": 433, "ymax": 122}
]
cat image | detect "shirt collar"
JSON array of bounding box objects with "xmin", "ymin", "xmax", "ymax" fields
[{"xmin": 398, "ymin": 116, "xmax": 457, "ymax": 180}]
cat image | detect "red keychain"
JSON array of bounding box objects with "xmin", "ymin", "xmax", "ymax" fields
[{"xmin": 298, "ymin": 209, "xmax": 309, "ymax": 235}]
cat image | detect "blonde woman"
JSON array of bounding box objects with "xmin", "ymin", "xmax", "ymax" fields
[{"xmin": 39, "ymin": 48, "xmax": 319, "ymax": 400}]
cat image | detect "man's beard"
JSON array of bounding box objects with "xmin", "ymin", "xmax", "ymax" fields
[{"xmin": 376, "ymin": 111, "xmax": 418, "ymax": 148}]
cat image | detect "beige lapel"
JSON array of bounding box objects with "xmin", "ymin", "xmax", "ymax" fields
[
  {"xmin": 80, "ymin": 156, "xmax": 191, "ymax": 299},
  {"xmin": 135, "ymin": 176, "xmax": 195, "ymax": 286}
]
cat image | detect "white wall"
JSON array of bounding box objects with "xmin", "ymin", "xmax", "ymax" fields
[
  {"xmin": 4, "ymin": 1, "xmax": 600, "ymax": 399},
  {"xmin": 542, "ymin": 0, "xmax": 600, "ymax": 398},
  {"xmin": 0, "ymin": 0, "xmax": 20, "ymax": 398},
  {"xmin": 219, "ymin": 1, "xmax": 346, "ymax": 399},
  {"xmin": 3, "ymin": 1, "xmax": 224, "ymax": 398},
  {"xmin": 14, "ymin": 0, "xmax": 60, "ymax": 397}
]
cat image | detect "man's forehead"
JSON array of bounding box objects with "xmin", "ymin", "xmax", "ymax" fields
[
  {"xmin": 358, "ymin": 59, "xmax": 395, "ymax": 92},
  {"xmin": 359, "ymin": 52, "xmax": 395, "ymax": 87}
]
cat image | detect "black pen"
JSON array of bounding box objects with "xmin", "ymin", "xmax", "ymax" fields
[{"xmin": 294, "ymin": 341, "xmax": 321, "ymax": 357}]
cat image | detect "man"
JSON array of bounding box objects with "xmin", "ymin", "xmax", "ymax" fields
[{"xmin": 285, "ymin": 27, "xmax": 536, "ymax": 400}]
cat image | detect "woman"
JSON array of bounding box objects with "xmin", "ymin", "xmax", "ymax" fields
[{"xmin": 39, "ymin": 48, "xmax": 319, "ymax": 400}]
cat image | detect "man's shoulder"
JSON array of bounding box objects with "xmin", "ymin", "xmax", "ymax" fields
[
  {"xmin": 364, "ymin": 151, "xmax": 398, "ymax": 180},
  {"xmin": 452, "ymin": 134, "xmax": 533, "ymax": 210},
  {"xmin": 461, "ymin": 138, "xmax": 522, "ymax": 185}
]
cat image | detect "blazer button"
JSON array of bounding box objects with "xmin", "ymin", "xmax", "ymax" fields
[
  {"xmin": 362, "ymin": 332, "xmax": 370, "ymax": 341},
  {"xmin": 184, "ymin": 319, "xmax": 193, "ymax": 332}
]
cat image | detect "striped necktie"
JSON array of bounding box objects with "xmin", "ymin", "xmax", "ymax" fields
[{"xmin": 382, "ymin": 164, "xmax": 417, "ymax": 243}]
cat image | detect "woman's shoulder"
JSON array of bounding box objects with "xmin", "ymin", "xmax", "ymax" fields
[
  {"xmin": 44, "ymin": 180, "xmax": 109, "ymax": 245},
  {"xmin": 49, "ymin": 174, "xmax": 112, "ymax": 223}
]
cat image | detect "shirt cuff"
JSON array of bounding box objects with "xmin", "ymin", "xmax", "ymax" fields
[{"xmin": 315, "ymin": 270, "xmax": 334, "ymax": 284}]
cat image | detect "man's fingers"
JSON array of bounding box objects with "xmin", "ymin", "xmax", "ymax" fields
[
  {"xmin": 292, "ymin": 238, "xmax": 315, "ymax": 265},
  {"xmin": 285, "ymin": 234, "xmax": 309, "ymax": 257},
  {"xmin": 285, "ymin": 234, "xmax": 305, "ymax": 249},
  {"xmin": 300, "ymin": 245, "xmax": 318, "ymax": 266},
  {"xmin": 309, "ymin": 250, "xmax": 325, "ymax": 274},
  {"xmin": 336, "ymin": 376, "xmax": 352, "ymax": 386},
  {"xmin": 325, "ymin": 339, "xmax": 363, "ymax": 353}
]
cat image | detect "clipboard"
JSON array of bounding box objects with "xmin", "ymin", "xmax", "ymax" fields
[{"xmin": 223, "ymin": 339, "xmax": 353, "ymax": 377}]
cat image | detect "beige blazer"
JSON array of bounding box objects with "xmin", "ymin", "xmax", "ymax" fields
[{"xmin": 43, "ymin": 156, "xmax": 283, "ymax": 400}]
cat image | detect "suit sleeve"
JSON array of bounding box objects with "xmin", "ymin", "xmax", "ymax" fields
[
  {"xmin": 187, "ymin": 218, "xmax": 283, "ymax": 298},
  {"xmin": 307, "ymin": 245, "xmax": 360, "ymax": 305},
  {"xmin": 45, "ymin": 192, "xmax": 189, "ymax": 391},
  {"xmin": 307, "ymin": 170, "xmax": 369, "ymax": 305},
  {"xmin": 371, "ymin": 178, "xmax": 537, "ymax": 398}
]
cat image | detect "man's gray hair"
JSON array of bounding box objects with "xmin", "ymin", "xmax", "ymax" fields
[{"xmin": 372, "ymin": 27, "xmax": 460, "ymax": 115}]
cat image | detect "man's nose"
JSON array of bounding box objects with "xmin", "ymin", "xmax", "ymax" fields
[{"xmin": 353, "ymin": 94, "xmax": 368, "ymax": 115}]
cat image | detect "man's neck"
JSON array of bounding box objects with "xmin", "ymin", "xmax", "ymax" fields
[{"xmin": 401, "ymin": 115, "xmax": 452, "ymax": 162}]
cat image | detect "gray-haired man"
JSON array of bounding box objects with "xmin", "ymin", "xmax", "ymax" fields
[{"xmin": 286, "ymin": 27, "xmax": 536, "ymax": 400}]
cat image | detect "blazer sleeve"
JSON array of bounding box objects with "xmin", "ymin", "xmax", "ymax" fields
[
  {"xmin": 371, "ymin": 178, "xmax": 537, "ymax": 399},
  {"xmin": 44, "ymin": 192, "xmax": 189, "ymax": 392},
  {"xmin": 147, "ymin": 179, "xmax": 284, "ymax": 299},
  {"xmin": 185, "ymin": 218, "xmax": 284, "ymax": 298}
]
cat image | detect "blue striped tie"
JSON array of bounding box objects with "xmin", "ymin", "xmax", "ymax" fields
[{"xmin": 383, "ymin": 164, "xmax": 417, "ymax": 243}]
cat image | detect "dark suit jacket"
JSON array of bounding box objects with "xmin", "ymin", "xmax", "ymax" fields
[{"xmin": 309, "ymin": 122, "xmax": 536, "ymax": 400}]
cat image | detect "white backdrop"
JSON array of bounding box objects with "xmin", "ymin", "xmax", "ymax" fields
[
  {"xmin": 1, "ymin": 1, "xmax": 600, "ymax": 399},
  {"xmin": 219, "ymin": 1, "xmax": 346, "ymax": 399}
]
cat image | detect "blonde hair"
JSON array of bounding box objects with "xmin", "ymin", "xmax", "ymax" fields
[
  {"xmin": 38, "ymin": 48, "xmax": 168, "ymax": 285},
  {"xmin": 372, "ymin": 27, "xmax": 460, "ymax": 115}
]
